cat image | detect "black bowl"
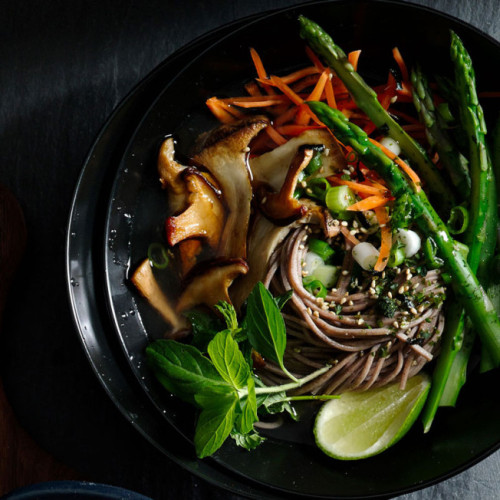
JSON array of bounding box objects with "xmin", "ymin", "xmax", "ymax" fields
[{"xmin": 73, "ymin": 0, "xmax": 500, "ymax": 498}]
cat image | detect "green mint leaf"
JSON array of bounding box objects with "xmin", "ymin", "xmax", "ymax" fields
[
  {"xmin": 194, "ymin": 385, "xmax": 238, "ymax": 409},
  {"xmin": 207, "ymin": 331, "xmax": 251, "ymax": 389},
  {"xmin": 257, "ymin": 391, "xmax": 299, "ymax": 421},
  {"xmin": 194, "ymin": 390, "xmax": 238, "ymax": 458},
  {"xmin": 230, "ymin": 430, "xmax": 266, "ymax": 450},
  {"xmin": 236, "ymin": 376, "xmax": 258, "ymax": 434},
  {"xmin": 146, "ymin": 339, "xmax": 229, "ymax": 405},
  {"xmin": 185, "ymin": 309, "xmax": 223, "ymax": 352},
  {"xmin": 274, "ymin": 289, "xmax": 294, "ymax": 311},
  {"xmin": 214, "ymin": 301, "xmax": 239, "ymax": 331},
  {"xmin": 245, "ymin": 282, "xmax": 294, "ymax": 379}
]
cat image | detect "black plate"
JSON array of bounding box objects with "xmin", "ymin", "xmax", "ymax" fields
[{"xmin": 82, "ymin": 0, "xmax": 500, "ymax": 498}]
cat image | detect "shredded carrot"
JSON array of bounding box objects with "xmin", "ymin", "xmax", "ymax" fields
[
  {"xmin": 295, "ymin": 104, "xmax": 311, "ymax": 126},
  {"xmin": 308, "ymin": 69, "xmax": 330, "ymax": 101},
  {"xmin": 392, "ymin": 47, "xmax": 409, "ymax": 82},
  {"xmin": 369, "ymin": 137, "xmax": 422, "ymax": 191},
  {"xmin": 374, "ymin": 206, "xmax": 391, "ymax": 272},
  {"xmin": 331, "ymin": 178, "xmax": 389, "ymax": 196},
  {"xmin": 305, "ymin": 46, "xmax": 326, "ymax": 72},
  {"xmin": 244, "ymin": 81, "xmax": 263, "ymax": 96},
  {"xmin": 206, "ymin": 97, "xmax": 235, "ymax": 123},
  {"xmin": 325, "ymin": 73, "xmax": 337, "ymax": 108},
  {"xmin": 265, "ymin": 125, "xmax": 288, "ymax": 145},
  {"xmin": 281, "ymin": 66, "xmax": 319, "ymax": 85},
  {"xmin": 275, "ymin": 106, "xmax": 298, "ymax": 125},
  {"xmin": 208, "ymin": 98, "xmax": 244, "ymax": 119},
  {"xmin": 250, "ymin": 47, "xmax": 268, "ymax": 80},
  {"xmin": 275, "ymin": 124, "xmax": 323, "ymax": 136},
  {"xmin": 347, "ymin": 195, "xmax": 388, "ymax": 211},
  {"xmin": 291, "ymin": 74, "xmax": 322, "ymax": 92},
  {"xmin": 269, "ymin": 75, "xmax": 304, "ymax": 105},
  {"xmin": 223, "ymin": 95, "xmax": 289, "ymax": 108},
  {"xmin": 348, "ymin": 50, "xmax": 362, "ymax": 71},
  {"xmin": 340, "ymin": 226, "xmax": 360, "ymax": 246}
]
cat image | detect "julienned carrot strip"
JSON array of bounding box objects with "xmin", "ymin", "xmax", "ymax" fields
[
  {"xmin": 305, "ymin": 46, "xmax": 326, "ymax": 71},
  {"xmin": 347, "ymin": 195, "xmax": 388, "ymax": 211},
  {"xmin": 340, "ymin": 226, "xmax": 360, "ymax": 246},
  {"xmin": 374, "ymin": 207, "xmax": 391, "ymax": 272},
  {"xmin": 269, "ymin": 76, "xmax": 304, "ymax": 105},
  {"xmin": 275, "ymin": 124, "xmax": 323, "ymax": 136},
  {"xmin": 369, "ymin": 137, "xmax": 422, "ymax": 191},
  {"xmin": 211, "ymin": 98, "xmax": 245, "ymax": 119},
  {"xmin": 223, "ymin": 95, "xmax": 288, "ymax": 104},
  {"xmin": 292, "ymin": 74, "xmax": 322, "ymax": 92},
  {"xmin": 308, "ymin": 69, "xmax": 330, "ymax": 101},
  {"xmin": 281, "ymin": 66, "xmax": 319, "ymax": 84},
  {"xmin": 295, "ymin": 104, "xmax": 311, "ymax": 126},
  {"xmin": 206, "ymin": 97, "xmax": 235, "ymax": 123},
  {"xmin": 325, "ymin": 73, "xmax": 337, "ymax": 109},
  {"xmin": 250, "ymin": 48, "xmax": 268, "ymax": 80},
  {"xmin": 265, "ymin": 125, "xmax": 288, "ymax": 145},
  {"xmin": 244, "ymin": 81, "xmax": 263, "ymax": 96},
  {"xmin": 275, "ymin": 106, "xmax": 298, "ymax": 125},
  {"xmin": 331, "ymin": 178, "xmax": 388, "ymax": 196},
  {"xmin": 348, "ymin": 50, "xmax": 361, "ymax": 71},
  {"xmin": 392, "ymin": 47, "xmax": 409, "ymax": 82}
]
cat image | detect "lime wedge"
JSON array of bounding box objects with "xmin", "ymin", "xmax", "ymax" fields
[{"xmin": 314, "ymin": 373, "xmax": 431, "ymax": 460}]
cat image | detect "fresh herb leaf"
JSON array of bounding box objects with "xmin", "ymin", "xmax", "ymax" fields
[
  {"xmin": 274, "ymin": 289, "xmax": 294, "ymax": 311},
  {"xmin": 236, "ymin": 376, "xmax": 258, "ymax": 434},
  {"xmin": 257, "ymin": 391, "xmax": 299, "ymax": 421},
  {"xmin": 230, "ymin": 430, "xmax": 265, "ymax": 450},
  {"xmin": 185, "ymin": 310, "xmax": 223, "ymax": 352},
  {"xmin": 214, "ymin": 301, "xmax": 239, "ymax": 331},
  {"xmin": 146, "ymin": 340, "xmax": 229, "ymax": 405},
  {"xmin": 245, "ymin": 282, "xmax": 296, "ymax": 381},
  {"xmin": 194, "ymin": 390, "xmax": 238, "ymax": 458},
  {"xmin": 207, "ymin": 331, "xmax": 250, "ymax": 390}
]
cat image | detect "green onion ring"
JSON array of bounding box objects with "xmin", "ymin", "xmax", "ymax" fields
[{"xmin": 147, "ymin": 242, "xmax": 170, "ymax": 269}]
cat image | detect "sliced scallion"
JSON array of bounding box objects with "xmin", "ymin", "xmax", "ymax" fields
[
  {"xmin": 147, "ymin": 242, "xmax": 170, "ymax": 270},
  {"xmin": 308, "ymin": 238, "xmax": 335, "ymax": 261}
]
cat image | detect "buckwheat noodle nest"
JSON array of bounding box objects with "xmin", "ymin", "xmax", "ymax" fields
[{"xmin": 258, "ymin": 224, "xmax": 446, "ymax": 395}]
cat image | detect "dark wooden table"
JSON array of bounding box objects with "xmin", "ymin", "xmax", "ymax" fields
[{"xmin": 1, "ymin": 1, "xmax": 500, "ymax": 498}]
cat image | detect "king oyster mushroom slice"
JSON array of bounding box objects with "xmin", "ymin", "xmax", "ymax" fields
[
  {"xmin": 131, "ymin": 258, "xmax": 188, "ymax": 335},
  {"xmin": 192, "ymin": 116, "xmax": 269, "ymax": 259},
  {"xmin": 165, "ymin": 167, "xmax": 225, "ymax": 249},
  {"xmin": 176, "ymin": 258, "xmax": 249, "ymax": 313},
  {"xmin": 230, "ymin": 213, "xmax": 294, "ymax": 309},
  {"xmin": 256, "ymin": 146, "xmax": 314, "ymax": 226},
  {"xmin": 158, "ymin": 137, "xmax": 188, "ymax": 214},
  {"xmin": 249, "ymin": 129, "xmax": 345, "ymax": 192}
]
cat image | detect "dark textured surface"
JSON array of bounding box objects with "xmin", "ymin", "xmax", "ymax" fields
[{"xmin": 1, "ymin": 1, "xmax": 500, "ymax": 499}]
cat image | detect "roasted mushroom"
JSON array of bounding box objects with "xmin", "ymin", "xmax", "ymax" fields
[
  {"xmin": 131, "ymin": 258, "xmax": 188, "ymax": 334},
  {"xmin": 165, "ymin": 167, "xmax": 225, "ymax": 249},
  {"xmin": 193, "ymin": 116, "xmax": 269, "ymax": 259},
  {"xmin": 250, "ymin": 129, "xmax": 345, "ymax": 192},
  {"xmin": 176, "ymin": 258, "xmax": 249, "ymax": 313},
  {"xmin": 256, "ymin": 146, "xmax": 313, "ymax": 225}
]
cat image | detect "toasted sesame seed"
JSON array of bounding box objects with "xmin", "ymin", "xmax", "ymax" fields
[
  {"xmin": 387, "ymin": 291, "xmax": 393, "ymax": 299},
  {"xmin": 352, "ymin": 220, "xmax": 359, "ymax": 228},
  {"xmin": 381, "ymin": 271, "xmax": 386, "ymax": 279},
  {"xmin": 418, "ymin": 305, "xmax": 425, "ymax": 313},
  {"xmin": 402, "ymin": 311, "xmax": 409, "ymax": 316},
  {"xmin": 261, "ymin": 196, "xmax": 267, "ymax": 204},
  {"xmin": 302, "ymin": 234, "xmax": 308, "ymax": 241},
  {"xmin": 348, "ymin": 300, "xmax": 354, "ymax": 306},
  {"xmin": 410, "ymin": 307, "xmax": 418, "ymax": 315},
  {"xmin": 371, "ymin": 279, "xmax": 377, "ymax": 288},
  {"xmin": 331, "ymin": 288, "xmax": 338, "ymax": 292},
  {"xmin": 343, "ymin": 169, "xmax": 350, "ymax": 175},
  {"xmin": 306, "ymin": 188, "xmax": 313, "ymax": 195},
  {"xmin": 360, "ymin": 227, "xmax": 368, "ymax": 233},
  {"xmin": 333, "ymin": 219, "xmax": 339, "ymax": 226},
  {"xmin": 322, "ymin": 303, "xmax": 329, "ymax": 310},
  {"xmin": 301, "ymin": 261, "xmax": 306, "ymax": 267},
  {"xmin": 300, "ymin": 180, "xmax": 307, "ymax": 188},
  {"xmin": 342, "ymin": 270, "xmax": 349, "ymax": 276},
  {"xmin": 340, "ymin": 297, "xmax": 347, "ymax": 304},
  {"xmin": 357, "ymin": 318, "xmax": 364, "ymax": 325},
  {"xmin": 395, "ymin": 267, "xmax": 401, "ymax": 274},
  {"xmin": 306, "ymin": 307, "xmax": 312, "ymax": 315},
  {"xmin": 404, "ymin": 285, "xmax": 410, "ymax": 292},
  {"xmin": 372, "ymin": 294, "xmax": 379, "ymax": 299},
  {"xmin": 313, "ymin": 310, "xmax": 320, "ymax": 318},
  {"xmin": 406, "ymin": 273, "xmax": 413, "ymax": 280},
  {"xmin": 302, "ymin": 271, "xmax": 309, "ymax": 277},
  {"xmin": 398, "ymin": 286, "xmax": 405, "ymax": 294},
  {"xmin": 350, "ymin": 229, "xmax": 358, "ymax": 235},
  {"xmin": 341, "ymin": 221, "xmax": 348, "ymax": 227},
  {"xmin": 393, "ymin": 321, "xmax": 400, "ymax": 328},
  {"xmin": 293, "ymin": 347, "xmax": 301, "ymax": 353},
  {"xmin": 299, "ymin": 244, "xmax": 305, "ymax": 250},
  {"xmin": 243, "ymin": 146, "xmax": 250, "ymax": 152},
  {"xmin": 319, "ymin": 167, "xmax": 324, "ymax": 173}
]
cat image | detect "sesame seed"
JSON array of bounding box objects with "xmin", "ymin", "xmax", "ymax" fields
[
  {"xmin": 316, "ymin": 297, "xmax": 324, "ymax": 304},
  {"xmin": 350, "ymin": 229, "xmax": 358, "ymax": 235},
  {"xmin": 402, "ymin": 311, "xmax": 409, "ymax": 316},
  {"xmin": 313, "ymin": 310, "xmax": 320, "ymax": 318},
  {"xmin": 306, "ymin": 307, "xmax": 312, "ymax": 315},
  {"xmin": 302, "ymin": 234, "xmax": 308, "ymax": 241},
  {"xmin": 301, "ymin": 261, "xmax": 306, "ymax": 267},
  {"xmin": 418, "ymin": 305, "xmax": 425, "ymax": 313},
  {"xmin": 357, "ymin": 318, "xmax": 364, "ymax": 325},
  {"xmin": 406, "ymin": 273, "xmax": 413, "ymax": 280},
  {"xmin": 302, "ymin": 271, "xmax": 309, "ymax": 277},
  {"xmin": 395, "ymin": 267, "xmax": 401, "ymax": 274},
  {"xmin": 353, "ymin": 220, "xmax": 359, "ymax": 228},
  {"xmin": 342, "ymin": 270, "xmax": 349, "ymax": 276},
  {"xmin": 293, "ymin": 347, "xmax": 301, "ymax": 353},
  {"xmin": 261, "ymin": 196, "xmax": 267, "ymax": 204},
  {"xmin": 360, "ymin": 227, "xmax": 368, "ymax": 233},
  {"xmin": 344, "ymin": 291, "xmax": 349, "ymax": 296},
  {"xmin": 348, "ymin": 300, "xmax": 354, "ymax": 306},
  {"xmin": 322, "ymin": 303, "xmax": 329, "ymax": 310},
  {"xmin": 306, "ymin": 188, "xmax": 313, "ymax": 194},
  {"xmin": 393, "ymin": 321, "xmax": 400, "ymax": 328},
  {"xmin": 379, "ymin": 223, "xmax": 386, "ymax": 228},
  {"xmin": 341, "ymin": 221, "xmax": 348, "ymax": 227},
  {"xmin": 387, "ymin": 291, "xmax": 393, "ymax": 299},
  {"xmin": 372, "ymin": 294, "xmax": 379, "ymax": 299},
  {"xmin": 410, "ymin": 307, "xmax": 418, "ymax": 315},
  {"xmin": 333, "ymin": 219, "xmax": 339, "ymax": 226},
  {"xmin": 300, "ymin": 180, "xmax": 307, "ymax": 188},
  {"xmin": 331, "ymin": 288, "xmax": 338, "ymax": 292},
  {"xmin": 371, "ymin": 279, "xmax": 377, "ymax": 288},
  {"xmin": 398, "ymin": 286, "xmax": 405, "ymax": 294},
  {"xmin": 343, "ymin": 169, "xmax": 350, "ymax": 175},
  {"xmin": 340, "ymin": 297, "xmax": 347, "ymax": 304},
  {"xmin": 404, "ymin": 285, "xmax": 410, "ymax": 292},
  {"xmin": 299, "ymin": 244, "xmax": 305, "ymax": 250},
  {"xmin": 369, "ymin": 287, "xmax": 376, "ymax": 295},
  {"xmin": 382, "ymin": 271, "xmax": 386, "ymax": 279},
  {"xmin": 243, "ymin": 146, "xmax": 250, "ymax": 152}
]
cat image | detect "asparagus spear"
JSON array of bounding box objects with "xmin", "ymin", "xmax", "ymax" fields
[
  {"xmin": 307, "ymin": 100, "xmax": 500, "ymax": 367},
  {"xmin": 411, "ymin": 65, "xmax": 471, "ymax": 199},
  {"xmin": 298, "ymin": 16, "xmax": 456, "ymax": 213}
]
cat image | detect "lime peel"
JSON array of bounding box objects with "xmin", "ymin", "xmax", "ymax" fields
[{"xmin": 314, "ymin": 373, "xmax": 431, "ymax": 460}]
